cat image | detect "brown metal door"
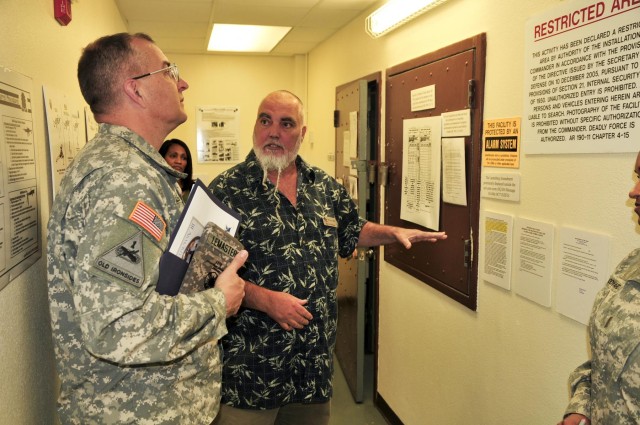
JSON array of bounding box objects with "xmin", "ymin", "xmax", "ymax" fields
[
  {"xmin": 384, "ymin": 35, "xmax": 486, "ymax": 310},
  {"xmin": 335, "ymin": 79, "xmax": 368, "ymax": 402}
]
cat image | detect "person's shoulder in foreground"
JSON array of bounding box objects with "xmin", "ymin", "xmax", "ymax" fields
[{"xmin": 558, "ymin": 151, "xmax": 640, "ymax": 425}]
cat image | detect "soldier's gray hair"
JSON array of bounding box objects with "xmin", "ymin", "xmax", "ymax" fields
[{"xmin": 78, "ymin": 32, "xmax": 154, "ymax": 115}]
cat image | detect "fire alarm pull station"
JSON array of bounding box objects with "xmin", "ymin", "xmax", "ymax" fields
[{"xmin": 54, "ymin": 0, "xmax": 72, "ymax": 26}]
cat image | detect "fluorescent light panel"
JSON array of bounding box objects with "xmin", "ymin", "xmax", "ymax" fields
[
  {"xmin": 208, "ymin": 24, "xmax": 291, "ymax": 53},
  {"xmin": 366, "ymin": 0, "xmax": 449, "ymax": 38}
]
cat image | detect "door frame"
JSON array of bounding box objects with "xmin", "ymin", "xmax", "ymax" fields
[{"xmin": 334, "ymin": 72, "xmax": 382, "ymax": 404}]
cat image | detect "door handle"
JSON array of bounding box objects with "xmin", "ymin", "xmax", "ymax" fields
[{"xmin": 358, "ymin": 248, "xmax": 375, "ymax": 261}]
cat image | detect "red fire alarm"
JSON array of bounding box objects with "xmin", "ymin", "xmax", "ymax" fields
[{"xmin": 54, "ymin": 0, "xmax": 72, "ymax": 26}]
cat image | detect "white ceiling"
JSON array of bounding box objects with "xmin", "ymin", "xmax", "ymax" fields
[{"xmin": 115, "ymin": 0, "xmax": 381, "ymax": 56}]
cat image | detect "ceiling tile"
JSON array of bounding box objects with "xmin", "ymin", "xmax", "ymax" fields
[
  {"xmin": 299, "ymin": 9, "xmax": 362, "ymax": 28},
  {"xmin": 116, "ymin": 0, "xmax": 212, "ymax": 22},
  {"xmin": 127, "ymin": 21, "xmax": 209, "ymax": 38},
  {"xmin": 285, "ymin": 26, "xmax": 336, "ymax": 42},
  {"xmin": 213, "ymin": 6, "xmax": 309, "ymax": 26},
  {"xmin": 116, "ymin": 0, "xmax": 380, "ymax": 55},
  {"xmin": 319, "ymin": 0, "xmax": 378, "ymax": 9},
  {"xmin": 216, "ymin": 0, "xmax": 320, "ymax": 7}
]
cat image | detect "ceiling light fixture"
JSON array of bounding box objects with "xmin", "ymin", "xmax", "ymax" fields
[
  {"xmin": 365, "ymin": 0, "xmax": 449, "ymax": 38},
  {"xmin": 208, "ymin": 24, "xmax": 292, "ymax": 53}
]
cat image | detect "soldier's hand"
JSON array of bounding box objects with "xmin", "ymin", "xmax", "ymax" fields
[{"xmin": 215, "ymin": 250, "xmax": 248, "ymax": 317}]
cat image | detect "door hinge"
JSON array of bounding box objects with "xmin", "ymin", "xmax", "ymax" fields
[
  {"xmin": 378, "ymin": 162, "xmax": 389, "ymax": 187},
  {"xmin": 367, "ymin": 161, "xmax": 376, "ymax": 184},
  {"xmin": 464, "ymin": 238, "xmax": 471, "ymax": 268},
  {"xmin": 464, "ymin": 231, "xmax": 474, "ymax": 268},
  {"xmin": 467, "ymin": 79, "xmax": 475, "ymax": 109},
  {"xmin": 333, "ymin": 110, "xmax": 340, "ymax": 128},
  {"xmin": 351, "ymin": 159, "xmax": 368, "ymax": 172}
]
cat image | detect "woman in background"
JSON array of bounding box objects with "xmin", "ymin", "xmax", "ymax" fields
[
  {"xmin": 160, "ymin": 138, "xmax": 195, "ymax": 199},
  {"xmin": 558, "ymin": 151, "xmax": 640, "ymax": 425}
]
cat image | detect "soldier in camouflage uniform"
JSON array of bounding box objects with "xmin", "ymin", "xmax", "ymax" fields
[
  {"xmin": 559, "ymin": 151, "xmax": 640, "ymax": 425},
  {"xmin": 209, "ymin": 90, "xmax": 447, "ymax": 425},
  {"xmin": 47, "ymin": 33, "xmax": 246, "ymax": 424}
]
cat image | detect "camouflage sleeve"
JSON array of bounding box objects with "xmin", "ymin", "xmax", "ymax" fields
[
  {"xmin": 72, "ymin": 166, "xmax": 227, "ymax": 365},
  {"xmin": 564, "ymin": 360, "xmax": 592, "ymax": 418}
]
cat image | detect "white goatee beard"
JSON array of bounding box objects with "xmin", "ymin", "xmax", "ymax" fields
[
  {"xmin": 253, "ymin": 144, "xmax": 298, "ymax": 187},
  {"xmin": 253, "ymin": 147, "xmax": 291, "ymax": 224},
  {"xmin": 254, "ymin": 149, "xmax": 292, "ymax": 174}
]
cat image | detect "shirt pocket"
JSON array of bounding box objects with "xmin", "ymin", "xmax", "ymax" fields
[{"xmin": 319, "ymin": 216, "xmax": 339, "ymax": 259}]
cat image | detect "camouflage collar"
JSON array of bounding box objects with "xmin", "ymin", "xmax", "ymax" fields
[{"xmin": 98, "ymin": 123, "xmax": 187, "ymax": 180}]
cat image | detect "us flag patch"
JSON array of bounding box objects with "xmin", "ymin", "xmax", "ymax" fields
[{"xmin": 129, "ymin": 201, "xmax": 166, "ymax": 241}]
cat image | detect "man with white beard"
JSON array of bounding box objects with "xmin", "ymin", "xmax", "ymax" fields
[{"xmin": 209, "ymin": 90, "xmax": 447, "ymax": 425}]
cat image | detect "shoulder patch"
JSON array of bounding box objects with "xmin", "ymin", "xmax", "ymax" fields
[
  {"xmin": 129, "ymin": 201, "xmax": 166, "ymax": 241},
  {"xmin": 95, "ymin": 231, "xmax": 145, "ymax": 288}
]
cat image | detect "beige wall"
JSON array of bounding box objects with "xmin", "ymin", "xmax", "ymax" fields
[
  {"xmin": 307, "ymin": 1, "xmax": 637, "ymax": 424},
  {"xmin": 1, "ymin": 0, "xmax": 635, "ymax": 424},
  {"xmin": 0, "ymin": 1, "xmax": 126, "ymax": 423}
]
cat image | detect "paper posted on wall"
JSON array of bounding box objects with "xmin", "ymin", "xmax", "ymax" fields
[{"xmin": 156, "ymin": 179, "xmax": 241, "ymax": 296}]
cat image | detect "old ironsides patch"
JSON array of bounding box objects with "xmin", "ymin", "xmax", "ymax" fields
[{"xmin": 95, "ymin": 231, "xmax": 145, "ymax": 287}]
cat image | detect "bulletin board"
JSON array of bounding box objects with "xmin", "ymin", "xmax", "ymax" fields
[{"xmin": 384, "ymin": 34, "xmax": 486, "ymax": 310}]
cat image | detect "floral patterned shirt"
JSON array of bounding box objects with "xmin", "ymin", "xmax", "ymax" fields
[{"xmin": 209, "ymin": 151, "xmax": 366, "ymax": 409}]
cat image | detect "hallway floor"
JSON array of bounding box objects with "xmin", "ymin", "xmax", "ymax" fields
[{"xmin": 329, "ymin": 355, "xmax": 388, "ymax": 425}]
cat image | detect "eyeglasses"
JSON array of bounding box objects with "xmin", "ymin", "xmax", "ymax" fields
[{"xmin": 132, "ymin": 64, "xmax": 180, "ymax": 82}]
